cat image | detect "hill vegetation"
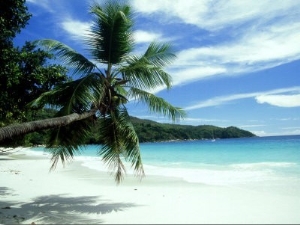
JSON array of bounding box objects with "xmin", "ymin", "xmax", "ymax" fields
[{"xmin": 129, "ymin": 117, "xmax": 256, "ymax": 142}]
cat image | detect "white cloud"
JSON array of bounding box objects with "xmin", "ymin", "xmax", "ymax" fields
[
  {"xmin": 256, "ymin": 94, "xmax": 300, "ymax": 107},
  {"xmin": 61, "ymin": 19, "xmax": 91, "ymax": 40},
  {"xmin": 27, "ymin": 0, "xmax": 52, "ymax": 10},
  {"xmin": 171, "ymin": 66, "xmax": 226, "ymax": 85},
  {"xmin": 131, "ymin": 0, "xmax": 299, "ymax": 31},
  {"xmin": 133, "ymin": 30, "xmax": 162, "ymax": 43},
  {"xmin": 26, "ymin": 0, "xmax": 40, "ymax": 4},
  {"xmin": 185, "ymin": 86, "xmax": 300, "ymax": 110},
  {"xmin": 252, "ymin": 130, "xmax": 268, "ymax": 136},
  {"xmin": 184, "ymin": 92, "xmax": 256, "ymax": 110},
  {"xmin": 280, "ymin": 127, "xmax": 300, "ymax": 135},
  {"xmin": 27, "ymin": 0, "xmax": 63, "ymax": 16},
  {"xmin": 169, "ymin": 21, "xmax": 300, "ymax": 85},
  {"xmin": 240, "ymin": 125, "xmax": 266, "ymax": 128},
  {"xmin": 131, "ymin": 0, "xmax": 300, "ymax": 86},
  {"xmin": 282, "ymin": 127, "xmax": 300, "ymax": 130},
  {"xmin": 178, "ymin": 117, "xmax": 228, "ymax": 124},
  {"xmin": 278, "ymin": 118, "xmax": 300, "ymax": 121}
]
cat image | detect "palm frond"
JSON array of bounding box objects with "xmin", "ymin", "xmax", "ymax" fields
[
  {"xmin": 128, "ymin": 87, "xmax": 186, "ymax": 122},
  {"xmin": 47, "ymin": 117, "xmax": 94, "ymax": 170},
  {"xmin": 98, "ymin": 106, "xmax": 144, "ymax": 183},
  {"xmin": 34, "ymin": 39, "xmax": 96, "ymax": 76},
  {"xmin": 119, "ymin": 42, "xmax": 175, "ymax": 90},
  {"xmin": 143, "ymin": 42, "xmax": 176, "ymax": 67},
  {"xmin": 119, "ymin": 56, "xmax": 172, "ymax": 90},
  {"xmin": 29, "ymin": 73, "xmax": 105, "ymax": 115},
  {"xmin": 48, "ymin": 145, "xmax": 83, "ymax": 171},
  {"xmin": 88, "ymin": 2, "xmax": 134, "ymax": 65},
  {"xmin": 48, "ymin": 145, "xmax": 78, "ymax": 170}
]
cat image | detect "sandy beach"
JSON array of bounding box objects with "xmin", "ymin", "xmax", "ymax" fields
[{"xmin": 1, "ymin": 148, "xmax": 300, "ymax": 224}]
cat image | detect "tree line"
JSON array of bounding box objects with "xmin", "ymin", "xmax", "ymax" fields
[{"xmin": 131, "ymin": 117, "xmax": 255, "ymax": 142}]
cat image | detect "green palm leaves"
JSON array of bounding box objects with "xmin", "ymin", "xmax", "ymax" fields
[
  {"xmin": 121, "ymin": 42, "xmax": 175, "ymax": 90},
  {"xmin": 35, "ymin": 39, "xmax": 96, "ymax": 76},
  {"xmin": 88, "ymin": 3, "xmax": 133, "ymax": 66},
  {"xmin": 34, "ymin": 1, "xmax": 185, "ymax": 183}
]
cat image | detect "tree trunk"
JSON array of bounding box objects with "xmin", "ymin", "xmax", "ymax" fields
[{"xmin": 0, "ymin": 108, "xmax": 98, "ymax": 142}]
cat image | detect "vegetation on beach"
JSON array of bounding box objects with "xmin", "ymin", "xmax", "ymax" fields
[
  {"xmin": 0, "ymin": 0, "xmax": 69, "ymax": 146},
  {"xmin": 0, "ymin": 0, "xmax": 185, "ymax": 182}
]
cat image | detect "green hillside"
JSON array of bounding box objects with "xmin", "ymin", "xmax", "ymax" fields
[{"xmin": 130, "ymin": 117, "xmax": 256, "ymax": 143}]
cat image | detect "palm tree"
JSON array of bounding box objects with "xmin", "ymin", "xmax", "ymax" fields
[{"xmin": 0, "ymin": 2, "xmax": 185, "ymax": 182}]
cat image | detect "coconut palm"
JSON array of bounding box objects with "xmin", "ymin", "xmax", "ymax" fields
[{"xmin": 0, "ymin": 2, "xmax": 185, "ymax": 182}]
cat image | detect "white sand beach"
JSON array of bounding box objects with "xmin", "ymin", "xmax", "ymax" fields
[{"xmin": 1, "ymin": 148, "xmax": 300, "ymax": 224}]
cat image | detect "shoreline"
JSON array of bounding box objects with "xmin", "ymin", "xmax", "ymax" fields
[{"xmin": 1, "ymin": 148, "xmax": 300, "ymax": 224}]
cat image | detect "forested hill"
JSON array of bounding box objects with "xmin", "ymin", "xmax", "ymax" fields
[{"xmin": 129, "ymin": 117, "xmax": 256, "ymax": 143}]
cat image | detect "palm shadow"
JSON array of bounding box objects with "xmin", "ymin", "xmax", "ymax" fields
[
  {"xmin": 0, "ymin": 193, "xmax": 138, "ymax": 224},
  {"xmin": 0, "ymin": 187, "xmax": 14, "ymax": 196}
]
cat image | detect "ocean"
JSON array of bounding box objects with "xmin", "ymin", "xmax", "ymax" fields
[{"xmin": 32, "ymin": 135, "xmax": 300, "ymax": 194}]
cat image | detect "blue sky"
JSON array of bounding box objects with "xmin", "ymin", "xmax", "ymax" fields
[{"xmin": 15, "ymin": 0, "xmax": 300, "ymax": 136}]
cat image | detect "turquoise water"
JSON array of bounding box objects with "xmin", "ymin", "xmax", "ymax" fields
[
  {"xmin": 140, "ymin": 135, "xmax": 300, "ymax": 166},
  {"xmin": 32, "ymin": 135, "xmax": 300, "ymax": 191}
]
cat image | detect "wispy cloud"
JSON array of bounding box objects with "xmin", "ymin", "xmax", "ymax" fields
[
  {"xmin": 131, "ymin": 0, "xmax": 298, "ymax": 31},
  {"xmin": 61, "ymin": 19, "xmax": 91, "ymax": 40},
  {"xmin": 277, "ymin": 118, "xmax": 300, "ymax": 121},
  {"xmin": 135, "ymin": 115, "xmax": 228, "ymax": 125},
  {"xmin": 256, "ymin": 94, "xmax": 300, "ymax": 107},
  {"xmin": 170, "ymin": 21, "xmax": 300, "ymax": 85},
  {"xmin": 240, "ymin": 125, "xmax": 266, "ymax": 128},
  {"xmin": 132, "ymin": 0, "xmax": 300, "ymax": 86},
  {"xmin": 27, "ymin": 1, "xmax": 91, "ymax": 42},
  {"xmin": 27, "ymin": 0, "xmax": 53, "ymax": 12},
  {"xmin": 170, "ymin": 66, "xmax": 227, "ymax": 86},
  {"xmin": 184, "ymin": 86, "xmax": 300, "ymax": 110},
  {"xmin": 177, "ymin": 117, "xmax": 229, "ymax": 124},
  {"xmin": 133, "ymin": 30, "xmax": 162, "ymax": 44},
  {"xmin": 282, "ymin": 127, "xmax": 300, "ymax": 130}
]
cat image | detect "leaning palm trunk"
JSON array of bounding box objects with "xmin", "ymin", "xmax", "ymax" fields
[{"xmin": 0, "ymin": 109, "xmax": 97, "ymax": 141}]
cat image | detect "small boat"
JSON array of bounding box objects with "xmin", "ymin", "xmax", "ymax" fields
[{"xmin": 211, "ymin": 131, "xmax": 216, "ymax": 142}]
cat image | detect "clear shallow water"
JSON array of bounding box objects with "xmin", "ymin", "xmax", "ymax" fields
[{"xmin": 32, "ymin": 135, "xmax": 300, "ymax": 191}]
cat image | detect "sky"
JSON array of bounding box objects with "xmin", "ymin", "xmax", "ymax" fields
[{"xmin": 14, "ymin": 0, "xmax": 300, "ymax": 137}]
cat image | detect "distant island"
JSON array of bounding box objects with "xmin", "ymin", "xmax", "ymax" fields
[
  {"xmin": 129, "ymin": 117, "xmax": 256, "ymax": 143},
  {"xmin": 77, "ymin": 116, "xmax": 256, "ymax": 144}
]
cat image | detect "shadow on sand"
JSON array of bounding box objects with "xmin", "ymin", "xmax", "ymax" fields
[
  {"xmin": 0, "ymin": 187, "xmax": 14, "ymax": 196},
  {"xmin": 0, "ymin": 190, "xmax": 138, "ymax": 224}
]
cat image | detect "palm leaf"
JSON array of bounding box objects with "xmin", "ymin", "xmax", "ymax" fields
[
  {"xmin": 143, "ymin": 42, "xmax": 176, "ymax": 67},
  {"xmin": 128, "ymin": 87, "xmax": 186, "ymax": 122},
  {"xmin": 29, "ymin": 73, "xmax": 105, "ymax": 114},
  {"xmin": 47, "ymin": 117, "xmax": 94, "ymax": 170},
  {"xmin": 119, "ymin": 42, "xmax": 175, "ymax": 90},
  {"xmin": 98, "ymin": 106, "xmax": 144, "ymax": 183},
  {"xmin": 48, "ymin": 145, "xmax": 79, "ymax": 170},
  {"xmin": 34, "ymin": 39, "xmax": 96, "ymax": 76},
  {"xmin": 88, "ymin": 2, "xmax": 133, "ymax": 66},
  {"xmin": 119, "ymin": 56, "xmax": 172, "ymax": 90}
]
